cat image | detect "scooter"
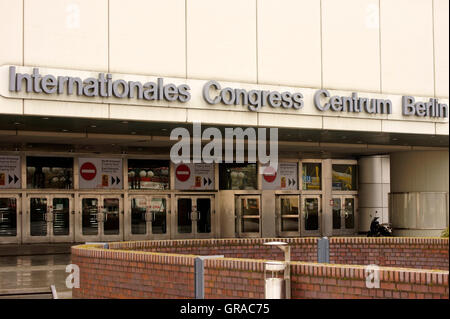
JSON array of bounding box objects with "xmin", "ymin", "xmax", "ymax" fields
[{"xmin": 367, "ymin": 216, "xmax": 393, "ymax": 237}]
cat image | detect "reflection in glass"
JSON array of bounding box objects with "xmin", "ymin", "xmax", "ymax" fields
[
  {"xmin": 344, "ymin": 198, "xmax": 355, "ymax": 229},
  {"xmin": 332, "ymin": 165, "xmax": 357, "ymax": 191},
  {"xmin": 26, "ymin": 157, "xmax": 73, "ymax": 189},
  {"xmin": 104, "ymin": 198, "xmax": 120, "ymax": 235},
  {"xmin": 302, "ymin": 163, "xmax": 321, "ymax": 190},
  {"xmin": 304, "ymin": 198, "xmax": 319, "ymax": 231},
  {"xmin": 332, "ymin": 198, "xmax": 341, "ymax": 229},
  {"xmin": 128, "ymin": 159, "xmax": 170, "ymax": 190},
  {"xmin": 177, "ymin": 198, "xmax": 192, "ymax": 233},
  {"xmin": 82, "ymin": 198, "xmax": 98, "ymax": 235},
  {"xmin": 242, "ymin": 219, "xmax": 259, "ymax": 233},
  {"xmin": 131, "ymin": 197, "xmax": 147, "ymax": 235},
  {"xmin": 0, "ymin": 198, "xmax": 17, "ymax": 236},
  {"xmin": 53, "ymin": 198, "xmax": 69, "ymax": 236},
  {"xmin": 30, "ymin": 198, "xmax": 47, "ymax": 236},
  {"xmin": 241, "ymin": 198, "xmax": 260, "ymax": 216},
  {"xmin": 150, "ymin": 198, "xmax": 166, "ymax": 234},
  {"xmin": 219, "ymin": 164, "xmax": 257, "ymax": 190},
  {"xmin": 197, "ymin": 198, "xmax": 211, "ymax": 233},
  {"xmin": 280, "ymin": 197, "xmax": 299, "ymax": 232},
  {"xmin": 241, "ymin": 198, "xmax": 260, "ymax": 233}
]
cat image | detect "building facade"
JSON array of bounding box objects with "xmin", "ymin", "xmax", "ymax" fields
[{"xmin": 0, "ymin": 0, "xmax": 448, "ymax": 244}]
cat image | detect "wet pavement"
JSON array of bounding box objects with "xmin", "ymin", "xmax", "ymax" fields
[{"xmin": 0, "ymin": 244, "xmax": 74, "ymax": 299}]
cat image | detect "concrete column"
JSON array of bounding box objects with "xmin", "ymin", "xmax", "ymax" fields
[
  {"xmin": 390, "ymin": 151, "xmax": 449, "ymax": 237},
  {"xmin": 358, "ymin": 155, "xmax": 390, "ymax": 233},
  {"xmin": 322, "ymin": 159, "xmax": 333, "ymax": 237},
  {"xmin": 261, "ymin": 190, "xmax": 276, "ymax": 238}
]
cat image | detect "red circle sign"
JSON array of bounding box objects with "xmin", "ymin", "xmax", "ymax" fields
[
  {"xmin": 175, "ymin": 164, "xmax": 191, "ymax": 182},
  {"xmin": 80, "ymin": 162, "xmax": 97, "ymax": 181},
  {"xmin": 263, "ymin": 166, "xmax": 277, "ymax": 183}
]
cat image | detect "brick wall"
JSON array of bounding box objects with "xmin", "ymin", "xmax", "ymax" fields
[
  {"xmin": 329, "ymin": 237, "xmax": 449, "ymax": 270},
  {"xmin": 71, "ymin": 245, "xmax": 196, "ymax": 299},
  {"xmin": 290, "ymin": 262, "xmax": 448, "ymax": 299},
  {"xmin": 109, "ymin": 237, "xmax": 449, "ymax": 270},
  {"xmin": 109, "ymin": 238, "xmax": 317, "ymax": 262},
  {"xmin": 201, "ymin": 259, "xmax": 449, "ymax": 299},
  {"xmin": 72, "ymin": 237, "xmax": 449, "ymax": 299}
]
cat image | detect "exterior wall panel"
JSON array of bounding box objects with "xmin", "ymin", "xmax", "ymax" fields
[
  {"xmin": 109, "ymin": 0, "xmax": 186, "ymax": 77},
  {"xmin": 380, "ymin": 0, "xmax": 434, "ymax": 97},
  {"xmin": 186, "ymin": 0, "xmax": 257, "ymax": 83},
  {"xmin": 322, "ymin": 0, "xmax": 381, "ymax": 92},
  {"xmin": 24, "ymin": 0, "xmax": 108, "ymax": 71},
  {"xmin": 257, "ymin": 0, "xmax": 321, "ymax": 88},
  {"xmin": 434, "ymin": 0, "xmax": 449, "ymax": 98}
]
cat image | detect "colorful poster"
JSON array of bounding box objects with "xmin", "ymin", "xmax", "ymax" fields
[
  {"xmin": 261, "ymin": 162, "xmax": 298, "ymax": 190},
  {"xmin": 174, "ymin": 163, "xmax": 215, "ymax": 190},
  {"xmin": 79, "ymin": 158, "xmax": 123, "ymax": 189},
  {"xmin": 0, "ymin": 156, "xmax": 20, "ymax": 189}
]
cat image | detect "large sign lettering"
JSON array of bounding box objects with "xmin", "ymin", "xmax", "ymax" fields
[{"xmin": 3, "ymin": 66, "xmax": 448, "ymax": 118}]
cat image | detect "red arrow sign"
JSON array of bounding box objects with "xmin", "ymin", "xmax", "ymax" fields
[
  {"xmin": 80, "ymin": 162, "xmax": 97, "ymax": 181},
  {"xmin": 175, "ymin": 164, "xmax": 191, "ymax": 182}
]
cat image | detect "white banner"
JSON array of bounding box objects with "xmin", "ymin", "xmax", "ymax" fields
[
  {"xmin": 78, "ymin": 158, "xmax": 123, "ymax": 189},
  {"xmin": 0, "ymin": 156, "xmax": 21, "ymax": 189},
  {"xmin": 261, "ymin": 162, "xmax": 298, "ymax": 190},
  {"xmin": 174, "ymin": 163, "xmax": 215, "ymax": 190}
]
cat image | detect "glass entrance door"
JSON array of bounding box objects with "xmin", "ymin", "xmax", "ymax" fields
[
  {"xmin": 0, "ymin": 195, "xmax": 21, "ymax": 244},
  {"xmin": 276, "ymin": 195, "xmax": 300, "ymax": 237},
  {"xmin": 77, "ymin": 195, "xmax": 123, "ymax": 242},
  {"xmin": 332, "ymin": 195, "xmax": 357, "ymax": 235},
  {"xmin": 235, "ymin": 196, "xmax": 261, "ymax": 238},
  {"xmin": 127, "ymin": 195, "xmax": 170, "ymax": 240},
  {"xmin": 301, "ymin": 195, "xmax": 321, "ymax": 236},
  {"xmin": 174, "ymin": 196, "xmax": 214, "ymax": 239},
  {"xmin": 24, "ymin": 194, "xmax": 73, "ymax": 243}
]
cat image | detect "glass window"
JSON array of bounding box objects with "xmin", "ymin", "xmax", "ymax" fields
[
  {"xmin": 302, "ymin": 163, "xmax": 321, "ymax": 190},
  {"xmin": 332, "ymin": 164, "xmax": 357, "ymax": 191},
  {"xmin": 219, "ymin": 163, "xmax": 257, "ymax": 190},
  {"xmin": 128, "ymin": 159, "xmax": 169, "ymax": 190},
  {"xmin": 0, "ymin": 198, "xmax": 17, "ymax": 236},
  {"xmin": 27, "ymin": 157, "xmax": 73, "ymax": 189},
  {"xmin": 280, "ymin": 196, "xmax": 299, "ymax": 232}
]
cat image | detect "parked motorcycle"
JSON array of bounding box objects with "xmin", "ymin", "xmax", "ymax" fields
[{"xmin": 367, "ymin": 216, "xmax": 393, "ymax": 237}]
